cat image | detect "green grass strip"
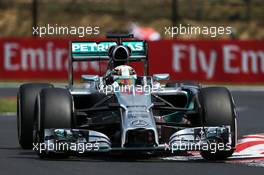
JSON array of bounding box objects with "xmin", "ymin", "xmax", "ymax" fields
[{"xmin": 0, "ymin": 98, "xmax": 16, "ymax": 113}]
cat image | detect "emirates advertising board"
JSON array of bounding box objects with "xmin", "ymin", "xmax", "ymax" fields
[{"xmin": 0, "ymin": 38, "xmax": 263, "ymax": 83}]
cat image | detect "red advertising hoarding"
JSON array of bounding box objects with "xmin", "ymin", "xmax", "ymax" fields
[{"xmin": 0, "ymin": 38, "xmax": 263, "ymax": 83}]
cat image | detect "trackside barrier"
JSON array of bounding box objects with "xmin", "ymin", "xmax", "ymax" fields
[{"xmin": 0, "ymin": 38, "xmax": 263, "ymax": 83}]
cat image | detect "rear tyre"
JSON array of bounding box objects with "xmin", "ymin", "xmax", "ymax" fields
[
  {"xmin": 198, "ymin": 87, "xmax": 237, "ymax": 160},
  {"xmin": 166, "ymin": 81, "xmax": 201, "ymax": 88},
  {"xmin": 35, "ymin": 88, "xmax": 73, "ymax": 158},
  {"xmin": 17, "ymin": 83, "xmax": 53, "ymax": 149}
]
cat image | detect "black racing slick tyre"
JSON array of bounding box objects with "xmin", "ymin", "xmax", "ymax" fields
[
  {"xmin": 34, "ymin": 88, "xmax": 73, "ymax": 157},
  {"xmin": 166, "ymin": 81, "xmax": 201, "ymax": 88},
  {"xmin": 17, "ymin": 83, "xmax": 53, "ymax": 149},
  {"xmin": 199, "ymin": 87, "xmax": 237, "ymax": 160}
]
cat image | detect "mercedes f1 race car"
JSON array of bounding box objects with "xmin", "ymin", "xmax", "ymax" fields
[{"xmin": 17, "ymin": 34, "xmax": 237, "ymax": 160}]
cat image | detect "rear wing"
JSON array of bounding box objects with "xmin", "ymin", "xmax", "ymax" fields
[
  {"xmin": 71, "ymin": 40, "xmax": 147, "ymax": 61},
  {"xmin": 68, "ymin": 39, "xmax": 148, "ymax": 87}
]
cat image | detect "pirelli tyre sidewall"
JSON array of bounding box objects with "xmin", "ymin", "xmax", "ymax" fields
[
  {"xmin": 34, "ymin": 88, "xmax": 73, "ymax": 157},
  {"xmin": 17, "ymin": 83, "xmax": 53, "ymax": 149},
  {"xmin": 198, "ymin": 87, "xmax": 237, "ymax": 160}
]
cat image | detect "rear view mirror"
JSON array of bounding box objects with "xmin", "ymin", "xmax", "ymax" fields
[
  {"xmin": 153, "ymin": 74, "xmax": 170, "ymax": 81},
  {"xmin": 81, "ymin": 75, "xmax": 99, "ymax": 82}
]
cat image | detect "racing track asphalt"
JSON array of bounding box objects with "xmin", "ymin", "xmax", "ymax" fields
[{"xmin": 0, "ymin": 88, "xmax": 263, "ymax": 175}]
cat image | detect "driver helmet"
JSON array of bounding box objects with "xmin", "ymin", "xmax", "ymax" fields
[{"xmin": 112, "ymin": 65, "xmax": 137, "ymax": 86}]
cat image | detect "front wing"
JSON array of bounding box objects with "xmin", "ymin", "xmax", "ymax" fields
[{"xmin": 34, "ymin": 126, "xmax": 233, "ymax": 155}]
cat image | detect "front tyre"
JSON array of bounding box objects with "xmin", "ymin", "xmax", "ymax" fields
[
  {"xmin": 199, "ymin": 87, "xmax": 237, "ymax": 160},
  {"xmin": 34, "ymin": 88, "xmax": 73, "ymax": 158},
  {"xmin": 17, "ymin": 83, "xmax": 53, "ymax": 149}
]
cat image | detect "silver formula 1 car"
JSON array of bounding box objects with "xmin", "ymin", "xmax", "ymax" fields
[{"xmin": 17, "ymin": 34, "xmax": 237, "ymax": 160}]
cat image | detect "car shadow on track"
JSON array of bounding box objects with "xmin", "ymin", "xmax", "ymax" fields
[{"xmin": 12, "ymin": 150, "xmax": 212, "ymax": 163}]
